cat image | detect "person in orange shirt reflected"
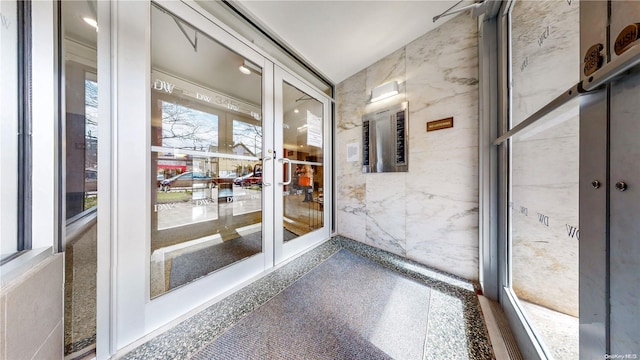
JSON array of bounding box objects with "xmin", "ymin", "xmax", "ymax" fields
[{"xmin": 300, "ymin": 164, "xmax": 314, "ymax": 202}]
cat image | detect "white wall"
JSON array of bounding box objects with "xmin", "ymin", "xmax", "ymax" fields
[{"xmin": 335, "ymin": 13, "xmax": 479, "ymax": 281}]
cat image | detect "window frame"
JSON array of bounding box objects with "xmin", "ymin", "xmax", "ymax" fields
[{"xmin": 1, "ymin": 0, "xmax": 32, "ymax": 265}]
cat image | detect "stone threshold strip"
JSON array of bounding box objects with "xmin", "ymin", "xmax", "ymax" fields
[{"xmin": 120, "ymin": 236, "xmax": 494, "ymax": 360}]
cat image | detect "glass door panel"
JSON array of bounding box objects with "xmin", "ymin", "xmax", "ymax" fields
[
  {"xmin": 282, "ymin": 82, "xmax": 324, "ymax": 238},
  {"xmin": 506, "ymin": 0, "xmax": 580, "ymax": 358},
  {"xmin": 275, "ymin": 68, "xmax": 330, "ymax": 263},
  {"xmin": 150, "ymin": 4, "xmax": 264, "ymax": 298}
]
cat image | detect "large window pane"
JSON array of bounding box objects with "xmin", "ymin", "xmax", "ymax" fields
[
  {"xmin": 0, "ymin": 0, "xmax": 20, "ymax": 259},
  {"xmin": 61, "ymin": 0, "xmax": 98, "ymax": 357},
  {"xmin": 150, "ymin": 5, "xmax": 263, "ymax": 298},
  {"xmin": 509, "ymin": 1, "xmax": 579, "ymax": 358},
  {"xmin": 510, "ymin": 0, "xmax": 579, "ymax": 127}
]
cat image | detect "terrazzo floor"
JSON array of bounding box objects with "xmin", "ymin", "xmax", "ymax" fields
[{"xmin": 122, "ymin": 237, "xmax": 494, "ymax": 360}]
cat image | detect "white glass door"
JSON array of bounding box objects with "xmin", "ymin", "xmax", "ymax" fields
[
  {"xmin": 110, "ymin": 1, "xmax": 331, "ymax": 351},
  {"xmin": 274, "ymin": 67, "xmax": 331, "ymax": 264}
]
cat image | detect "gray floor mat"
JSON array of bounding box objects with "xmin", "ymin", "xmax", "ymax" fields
[{"xmin": 193, "ymin": 250, "xmax": 431, "ymax": 360}]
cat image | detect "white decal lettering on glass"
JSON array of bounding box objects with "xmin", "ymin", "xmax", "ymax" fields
[
  {"xmin": 538, "ymin": 26, "xmax": 550, "ymax": 47},
  {"xmin": 1, "ymin": 13, "xmax": 11, "ymax": 29},
  {"xmin": 153, "ymin": 79, "xmax": 175, "ymax": 94},
  {"xmin": 196, "ymin": 93, "xmax": 211, "ymax": 103}
]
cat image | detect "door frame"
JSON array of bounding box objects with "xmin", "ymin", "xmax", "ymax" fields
[{"xmin": 109, "ymin": 0, "xmax": 275, "ymax": 351}]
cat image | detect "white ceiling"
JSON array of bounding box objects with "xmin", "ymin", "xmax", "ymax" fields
[{"xmin": 236, "ymin": 1, "xmax": 473, "ymax": 84}]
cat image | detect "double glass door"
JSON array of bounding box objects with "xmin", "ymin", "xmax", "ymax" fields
[
  {"xmin": 147, "ymin": 2, "xmax": 330, "ymax": 298},
  {"xmin": 109, "ymin": 1, "xmax": 330, "ymax": 350}
]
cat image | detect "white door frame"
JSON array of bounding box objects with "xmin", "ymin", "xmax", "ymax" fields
[{"xmin": 109, "ymin": 0, "xmax": 274, "ymax": 351}]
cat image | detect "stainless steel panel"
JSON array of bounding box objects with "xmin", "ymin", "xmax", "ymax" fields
[
  {"xmin": 579, "ymin": 88, "xmax": 608, "ymax": 358},
  {"xmin": 361, "ymin": 102, "xmax": 408, "ymax": 173},
  {"xmin": 610, "ymin": 1, "xmax": 640, "ymax": 62},
  {"xmin": 479, "ymin": 14, "xmax": 499, "ymax": 300},
  {"xmin": 609, "ymin": 70, "xmax": 640, "ymax": 356},
  {"xmin": 579, "ymin": 2, "xmax": 609, "ymax": 358}
]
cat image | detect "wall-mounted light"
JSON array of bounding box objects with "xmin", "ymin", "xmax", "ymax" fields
[
  {"xmin": 370, "ymin": 81, "xmax": 399, "ymax": 102},
  {"xmin": 83, "ymin": 17, "xmax": 98, "ymax": 32},
  {"xmin": 238, "ymin": 65, "xmax": 251, "ymax": 75},
  {"xmin": 239, "ymin": 60, "xmax": 262, "ymax": 75}
]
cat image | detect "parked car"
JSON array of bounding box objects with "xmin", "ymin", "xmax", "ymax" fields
[
  {"xmin": 85, "ymin": 169, "xmax": 97, "ymax": 192},
  {"xmin": 233, "ymin": 173, "xmax": 254, "ymax": 186},
  {"xmin": 234, "ymin": 164, "xmax": 262, "ymax": 187},
  {"xmin": 159, "ymin": 172, "xmax": 214, "ymax": 191}
]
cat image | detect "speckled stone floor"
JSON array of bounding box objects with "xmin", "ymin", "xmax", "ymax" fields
[{"xmin": 121, "ymin": 236, "xmax": 494, "ymax": 360}]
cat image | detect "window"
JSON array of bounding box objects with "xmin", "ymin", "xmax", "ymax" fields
[
  {"xmin": 501, "ymin": 1, "xmax": 580, "ymax": 358},
  {"xmin": 1, "ymin": 0, "xmax": 31, "ymax": 263}
]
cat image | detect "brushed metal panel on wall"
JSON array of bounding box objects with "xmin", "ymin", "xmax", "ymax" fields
[
  {"xmin": 609, "ymin": 70, "xmax": 640, "ymax": 357},
  {"xmin": 579, "ymin": 2, "xmax": 609, "ymax": 358},
  {"xmin": 579, "ymin": 88, "xmax": 608, "ymax": 358},
  {"xmin": 610, "ymin": 1, "xmax": 640, "ymax": 61},
  {"xmin": 361, "ymin": 102, "xmax": 408, "ymax": 173}
]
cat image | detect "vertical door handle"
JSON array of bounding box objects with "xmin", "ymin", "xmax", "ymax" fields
[
  {"xmin": 278, "ymin": 158, "xmax": 292, "ymax": 185},
  {"xmin": 262, "ymin": 157, "xmax": 272, "ymax": 187}
]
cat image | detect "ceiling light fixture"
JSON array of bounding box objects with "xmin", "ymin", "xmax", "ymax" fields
[
  {"xmin": 370, "ymin": 81, "xmax": 399, "ymax": 103},
  {"xmin": 294, "ymin": 109, "xmax": 299, "ymax": 113},
  {"xmin": 83, "ymin": 17, "xmax": 98, "ymax": 31},
  {"xmin": 238, "ymin": 65, "xmax": 251, "ymax": 75}
]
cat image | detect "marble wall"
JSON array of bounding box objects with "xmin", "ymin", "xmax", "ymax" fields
[{"xmin": 335, "ymin": 13, "xmax": 479, "ymax": 281}]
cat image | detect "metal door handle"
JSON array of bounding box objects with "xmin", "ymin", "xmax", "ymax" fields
[
  {"xmin": 278, "ymin": 158, "xmax": 292, "ymax": 185},
  {"xmin": 615, "ymin": 181, "xmax": 628, "ymax": 192},
  {"xmin": 591, "ymin": 180, "xmax": 601, "ymax": 189},
  {"xmin": 262, "ymin": 157, "xmax": 272, "ymax": 187}
]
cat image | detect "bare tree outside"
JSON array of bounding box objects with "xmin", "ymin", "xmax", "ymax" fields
[
  {"xmin": 161, "ymin": 101, "xmax": 219, "ymax": 151},
  {"xmin": 233, "ymin": 119, "xmax": 262, "ymax": 156}
]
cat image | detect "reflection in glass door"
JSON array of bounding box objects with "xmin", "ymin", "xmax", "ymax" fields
[
  {"xmin": 275, "ymin": 68, "xmax": 330, "ymax": 263},
  {"xmin": 149, "ymin": 4, "xmax": 265, "ymax": 298}
]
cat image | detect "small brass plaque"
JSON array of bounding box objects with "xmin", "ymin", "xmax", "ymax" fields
[
  {"xmin": 615, "ymin": 23, "xmax": 640, "ymax": 56},
  {"xmin": 583, "ymin": 43, "xmax": 604, "ymax": 77},
  {"xmin": 427, "ymin": 117, "xmax": 454, "ymax": 132}
]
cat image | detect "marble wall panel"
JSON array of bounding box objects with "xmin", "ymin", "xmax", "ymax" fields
[
  {"xmin": 335, "ymin": 12, "xmax": 479, "ymax": 280},
  {"xmin": 405, "ymin": 13, "xmax": 479, "ymax": 280},
  {"xmin": 365, "ymin": 173, "xmax": 407, "ymax": 256},
  {"xmin": 406, "ymin": 147, "xmax": 479, "ymax": 280},
  {"xmin": 335, "ymin": 70, "xmax": 368, "ymax": 243},
  {"xmin": 405, "ymin": 13, "xmax": 478, "ymax": 120}
]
